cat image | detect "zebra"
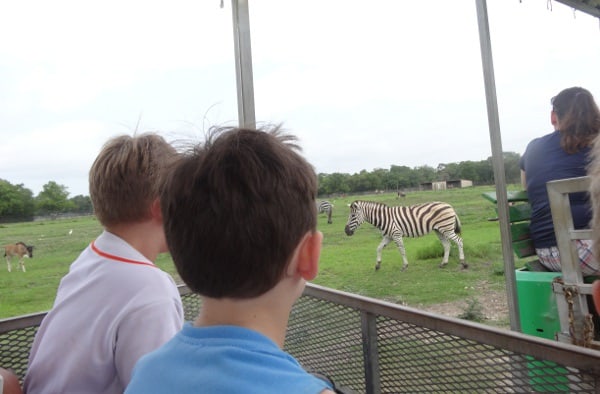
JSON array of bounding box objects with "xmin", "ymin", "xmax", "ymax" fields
[
  {"xmin": 317, "ymin": 200, "xmax": 333, "ymax": 224},
  {"xmin": 344, "ymin": 200, "xmax": 466, "ymax": 271}
]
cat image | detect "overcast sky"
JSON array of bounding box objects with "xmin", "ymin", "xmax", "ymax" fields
[{"xmin": 1, "ymin": 0, "xmax": 599, "ymax": 197}]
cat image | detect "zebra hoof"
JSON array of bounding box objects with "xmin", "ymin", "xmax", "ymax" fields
[
  {"xmin": 439, "ymin": 262, "xmax": 448, "ymax": 268},
  {"xmin": 460, "ymin": 260, "xmax": 468, "ymax": 269},
  {"xmin": 375, "ymin": 265, "xmax": 381, "ymax": 271}
]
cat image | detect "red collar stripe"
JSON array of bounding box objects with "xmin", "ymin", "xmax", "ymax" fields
[{"xmin": 91, "ymin": 241, "xmax": 157, "ymax": 268}]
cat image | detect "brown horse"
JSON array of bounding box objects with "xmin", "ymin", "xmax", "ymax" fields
[{"xmin": 3, "ymin": 242, "xmax": 34, "ymax": 272}]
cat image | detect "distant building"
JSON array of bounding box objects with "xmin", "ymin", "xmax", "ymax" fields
[
  {"xmin": 447, "ymin": 179, "xmax": 473, "ymax": 188},
  {"xmin": 420, "ymin": 179, "xmax": 473, "ymax": 191},
  {"xmin": 420, "ymin": 181, "xmax": 448, "ymax": 191}
]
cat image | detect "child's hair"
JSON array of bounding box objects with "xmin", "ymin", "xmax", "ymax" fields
[
  {"xmin": 89, "ymin": 133, "xmax": 178, "ymax": 227},
  {"xmin": 161, "ymin": 125, "xmax": 318, "ymax": 298},
  {"xmin": 552, "ymin": 87, "xmax": 600, "ymax": 154}
]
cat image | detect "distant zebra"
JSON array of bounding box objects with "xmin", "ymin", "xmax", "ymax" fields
[
  {"xmin": 344, "ymin": 200, "xmax": 466, "ymax": 271},
  {"xmin": 317, "ymin": 200, "xmax": 333, "ymax": 224}
]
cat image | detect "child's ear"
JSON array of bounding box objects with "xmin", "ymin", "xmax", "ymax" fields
[
  {"xmin": 551, "ymin": 110, "xmax": 559, "ymax": 128},
  {"xmin": 150, "ymin": 199, "xmax": 163, "ymax": 222},
  {"xmin": 289, "ymin": 231, "xmax": 323, "ymax": 281}
]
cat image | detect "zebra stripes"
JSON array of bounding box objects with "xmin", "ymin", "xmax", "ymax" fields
[
  {"xmin": 317, "ymin": 200, "xmax": 333, "ymax": 224},
  {"xmin": 344, "ymin": 200, "xmax": 466, "ymax": 271}
]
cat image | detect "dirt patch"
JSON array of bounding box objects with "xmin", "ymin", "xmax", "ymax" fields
[{"xmin": 417, "ymin": 280, "xmax": 510, "ymax": 329}]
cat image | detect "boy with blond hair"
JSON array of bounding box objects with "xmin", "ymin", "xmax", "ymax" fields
[
  {"xmin": 24, "ymin": 133, "xmax": 184, "ymax": 394},
  {"xmin": 126, "ymin": 126, "xmax": 335, "ymax": 393}
]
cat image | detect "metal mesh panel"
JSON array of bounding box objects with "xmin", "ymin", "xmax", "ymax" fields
[
  {"xmin": 375, "ymin": 316, "xmax": 595, "ymax": 393},
  {"xmin": 0, "ymin": 325, "xmax": 38, "ymax": 383},
  {"xmin": 181, "ymin": 291, "xmax": 202, "ymax": 322},
  {"xmin": 2, "ymin": 284, "xmax": 600, "ymax": 393},
  {"xmin": 286, "ymin": 294, "xmax": 366, "ymax": 392}
]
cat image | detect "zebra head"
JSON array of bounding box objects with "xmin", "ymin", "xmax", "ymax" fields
[{"xmin": 344, "ymin": 201, "xmax": 365, "ymax": 236}]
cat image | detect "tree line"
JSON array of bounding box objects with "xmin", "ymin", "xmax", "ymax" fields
[
  {"xmin": 318, "ymin": 152, "xmax": 521, "ymax": 196},
  {"xmin": 0, "ymin": 152, "xmax": 521, "ymax": 222},
  {"xmin": 0, "ymin": 180, "xmax": 92, "ymax": 222}
]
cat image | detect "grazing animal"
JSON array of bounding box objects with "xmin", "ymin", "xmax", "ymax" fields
[
  {"xmin": 317, "ymin": 200, "xmax": 333, "ymax": 224},
  {"xmin": 344, "ymin": 200, "xmax": 466, "ymax": 271},
  {"xmin": 4, "ymin": 242, "xmax": 34, "ymax": 272}
]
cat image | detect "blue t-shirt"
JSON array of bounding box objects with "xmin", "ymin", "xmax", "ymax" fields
[
  {"xmin": 519, "ymin": 130, "xmax": 591, "ymax": 248},
  {"xmin": 125, "ymin": 324, "xmax": 332, "ymax": 394}
]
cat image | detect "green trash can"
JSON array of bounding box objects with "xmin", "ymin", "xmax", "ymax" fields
[
  {"xmin": 515, "ymin": 267, "xmax": 568, "ymax": 392},
  {"xmin": 515, "ymin": 267, "xmax": 561, "ymax": 340}
]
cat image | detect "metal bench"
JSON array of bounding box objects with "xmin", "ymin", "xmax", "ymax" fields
[
  {"xmin": 483, "ymin": 190, "xmax": 563, "ymax": 341},
  {"xmin": 547, "ymin": 176, "xmax": 600, "ymax": 349},
  {"xmin": 482, "ymin": 190, "xmax": 537, "ymax": 262}
]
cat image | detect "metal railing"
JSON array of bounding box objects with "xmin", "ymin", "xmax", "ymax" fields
[{"xmin": 2, "ymin": 283, "xmax": 600, "ymax": 393}]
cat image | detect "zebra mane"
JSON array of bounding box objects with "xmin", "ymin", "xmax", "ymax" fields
[{"xmin": 355, "ymin": 200, "xmax": 389, "ymax": 208}]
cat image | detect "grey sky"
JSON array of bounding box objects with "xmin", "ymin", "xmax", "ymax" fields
[{"xmin": 1, "ymin": 0, "xmax": 599, "ymax": 197}]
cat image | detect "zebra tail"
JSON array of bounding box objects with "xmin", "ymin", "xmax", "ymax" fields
[{"xmin": 455, "ymin": 215, "xmax": 462, "ymax": 234}]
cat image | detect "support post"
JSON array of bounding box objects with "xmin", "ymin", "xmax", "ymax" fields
[
  {"xmin": 361, "ymin": 311, "xmax": 381, "ymax": 394},
  {"xmin": 475, "ymin": 0, "xmax": 520, "ymax": 331},
  {"xmin": 231, "ymin": 0, "xmax": 256, "ymax": 129}
]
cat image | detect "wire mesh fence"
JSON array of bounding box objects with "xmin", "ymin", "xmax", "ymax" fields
[{"xmin": 2, "ymin": 283, "xmax": 600, "ymax": 393}]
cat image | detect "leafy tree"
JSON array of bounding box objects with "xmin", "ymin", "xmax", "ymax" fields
[
  {"xmin": 370, "ymin": 168, "xmax": 388, "ymax": 191},
  {"xmin": 349, "ymin": 169, "xmax": 387, "ymax": 192},
  {"xmin": 69, "ymin": 195, "xmax": 93, "ymax": 214},
  {"xmin": 36, "ymin": 181, "xmax": 74, "ymax": 216},
  {"xmin": 503, "ymin": 152, "xmax": 522, "ymax": 184},
  {"xmin": 389, "ymin": 165, "xmax": 413, "ymax": 189},
  {"xmin": 474, "ymin": 160, "xmax": 494, "ymax": 184},
  {"xmin": 456, "ymin": 161, "xmax": 478, "ymax": 182},
  {"xmin": 413, "ymin": 165, "xmax": 436, "ymax": 185},
  {"xmin": 437, "ymin": 162, "xmax": 461, "ymax": 181},
  {"xmin": 318, "ymin": 172, "xmax": 350, "ymax": 196},
  {"xmin": 0, "ymin": 179, "xmax": 35, "ymax": 222}
]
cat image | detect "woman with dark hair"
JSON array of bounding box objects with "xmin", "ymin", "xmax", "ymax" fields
[{"xmin": 520, "ymin": 86, "xmax": 600, "ymax": 274}]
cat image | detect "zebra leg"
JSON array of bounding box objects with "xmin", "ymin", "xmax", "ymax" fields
[
  {"xmin": 6, "ymin": 257, "xmax": 11, "ymax": 273},
  {"xmin": 437, "ymin": 230, "xmax": 468, "ymax": 269},
  {"xmin": 20, "ymin": 258, "xmax": 26, "ymax": 272},
  {"xmin": 392, "ymin": 236, "xmax": 409, "ymax": 271},
  {"xmin": 327, "ymin": 211, "xmax": 332, "ymax": 224},
  {"xmin": 375, "ymin": 235, "xmax": 392, "ymax": 270},
  {"xmin": 437, "ymin": 235, "xmax": 451, "ymax": 268},
  {"xmin": 454, "ymin": 235, "xmax": 467, "ymax": 268}
]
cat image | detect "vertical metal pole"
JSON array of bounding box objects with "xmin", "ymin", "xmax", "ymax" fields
[
  {"xmin": 475, "ymin": 0, "xmax": 521, "ymax": 331},
  {"xmin": 361, "ymin": 311, "xmax": 380, "ymax": 394},
  {"xmin": 231, "ymin": 0, "xmax": 256, "ymax": 129}
]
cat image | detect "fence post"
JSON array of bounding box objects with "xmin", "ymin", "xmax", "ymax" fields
[{"xmin": 361, "ymin": 311, "xmax": 380, "ymax": 394}]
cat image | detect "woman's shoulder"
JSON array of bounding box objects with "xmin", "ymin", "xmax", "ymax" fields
[
  {"xmin": 529, "ymin": 130, "xmax": 560, "ymax": 146},
  {"xmin": 523, "ymin": 131, "xmax": 560, "ymax": 159}
]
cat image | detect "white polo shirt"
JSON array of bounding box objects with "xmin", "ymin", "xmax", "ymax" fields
[{"xmin": 24, "ymin": 231, "xmax": 184, "ymax": 394}]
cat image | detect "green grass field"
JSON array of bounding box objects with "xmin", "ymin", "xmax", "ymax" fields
[{"xmin": 0, "ymin": 185, "xmax": 526, "ymax": 321}]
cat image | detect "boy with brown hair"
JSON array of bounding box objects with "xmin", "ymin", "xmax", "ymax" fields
[
  {"xmin": 126, "ymin": 126, "xmax": 335, "ymax": 393},
  {"xmin": 24, "ymin": 133, "xmax": 184, "ymax": 394}
]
